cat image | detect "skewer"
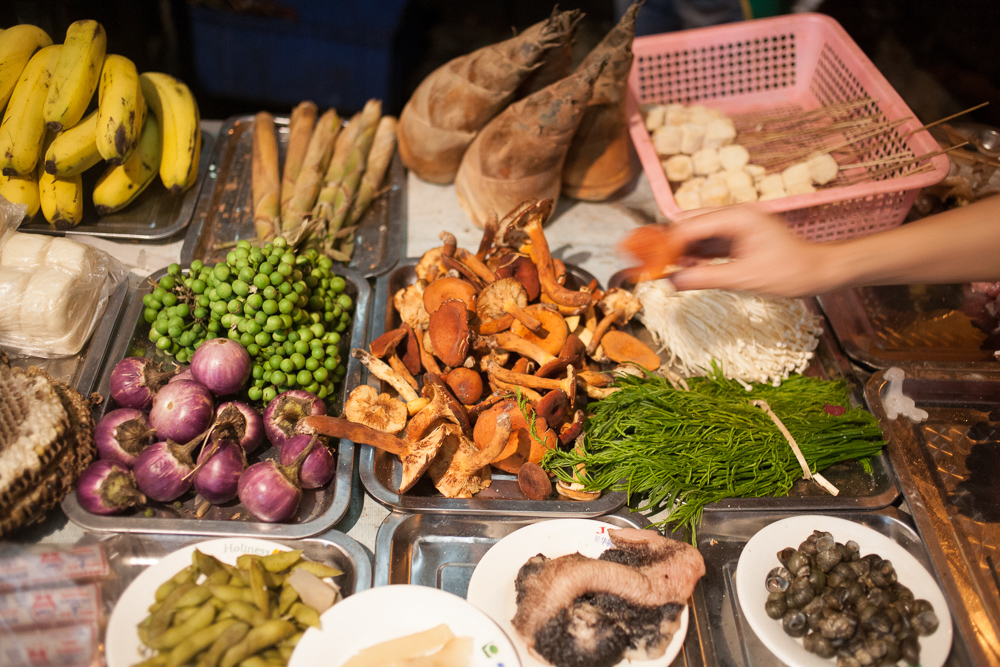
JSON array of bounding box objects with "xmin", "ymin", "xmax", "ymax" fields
[{"xmin": 900, "ymin": 102, "xmax": 990, "ymax": 138}]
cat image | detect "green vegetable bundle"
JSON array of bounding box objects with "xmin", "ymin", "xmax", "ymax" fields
[
  {"xmin": 142, "ymin": 237, "xmax": 354, "ymax": 403},
  {"xmin": 542, "ymin": 371, "xmax": 885, "ymax": 538}
]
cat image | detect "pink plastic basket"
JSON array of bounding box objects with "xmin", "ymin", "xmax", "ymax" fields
[{"xmin": 626, "ymin": 13, "xmax": 949, "ymax": 241}]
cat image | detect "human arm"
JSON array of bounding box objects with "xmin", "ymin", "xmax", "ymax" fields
[{"xmin": 658, "ymin": 196, "xmax": 1000, "ymax": 298}]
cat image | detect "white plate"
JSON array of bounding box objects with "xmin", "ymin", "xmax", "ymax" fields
[
  {"xmin": 466, "ymin": 518, "xmax": 689, "ymax": 667},
  {"xmin": 735, "ymin": 515, "xmax": 953, "ymax": 667},
  {"xmin": 105, "ymin": 537, "xmax": 291, "ymax": 667},
  {"xmin": 289, "ymin": 584, "xmax": 520, "ymax": 667}
]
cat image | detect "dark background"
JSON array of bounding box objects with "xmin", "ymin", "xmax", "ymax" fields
[{"xmin": 2, "ymin": 0, "xmax": 998, "ymax": 127}]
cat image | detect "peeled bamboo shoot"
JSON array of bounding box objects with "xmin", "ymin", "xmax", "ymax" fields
[
  {"xmin": 279, "ymin": 100, "xmax": 317, "ymax": 212},
  {"xmin": 561, "ymin": 1, "xmax": 641, "ymax": 201},
  {"xmin": 454, "ymin": 59, "xmax": 605, "ymax": 229},
  {"xmin": 281, "ymin": 108, "xmax": 340, "ymax": 237},
  {"xmin": 397, "ymin": 9, "xmax": 581, "ymax": 184},
  {"xmin": 251, "ymin": 111, "xmax": 280, "ymax": 240}
]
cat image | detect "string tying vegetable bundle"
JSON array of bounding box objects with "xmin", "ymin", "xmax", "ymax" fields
[{"xmin": 541, "ymin": 372, "xmax": 885, "ymax": 538}]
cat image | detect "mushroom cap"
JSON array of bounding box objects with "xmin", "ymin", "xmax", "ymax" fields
[
  {"xmin": 404, "ymin": 372, "xmax": 472, "ymax": 442},
  {"xmin": 426, "ymin": 423, "xmax": 492, "ymax": 498},
  {"xmin": 599, "ymin": 288, "xmax": 642, "ymax": 322},
  {"xmin": 369, "ymin": 328, "xmax": 408, "ymax": 358},
  {"xmin": 393, "ymin": 282, "xmax": 429, "ymax": 331},
  {"xmin": 474, "ymin": 399, "xmax": 556, "ymax": 474},
  {"xmin": 510, "ymin": 305, "xmax": 568, "ymax": 357},
  {"xmin": 476, "ymin": 277, "xmax": 529, "ymax": 321},
  {"xmin": 601, "ymin": 330, "xmax": 661, "ymax": 371},
  {"xmin": 343, "ymin": 385, "xmax": 408, "ymax": 434},
  {"xmin": 445, "ymin": 367, "xmax": 484, "ymax": 405},
  {"xmin": 399, "ymin": 323, "xmax": 422, "ymax": 376},
  {"xmin": 398, "ymin": 424, "xmax": 450, "ymax": 493},
  {"xmin": 494, "ymin": 254, "xmax": 541, "ymax": 302},
  {"xmin": 415, "ymin": 246, "xmax": 447, "ymax": 282},
  {"xmin": 518, "ymin": 461, "xmax": 552, "ymax": 500},
  {"xmin": 423, "ymin": 276, "xmax": 477, "ymax": 314},
  {"xmin": 428, "ymin": 298, "xmax": 471, "ymax": 368}
]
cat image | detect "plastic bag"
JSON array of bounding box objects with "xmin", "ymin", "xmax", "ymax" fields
[
  {"xmin": 0, "ymin": 195, "xmax": 127, "ymax": 358},
  {"xmin": 0, "ymin": 541, "xmax": 111, "ymax": 667}
]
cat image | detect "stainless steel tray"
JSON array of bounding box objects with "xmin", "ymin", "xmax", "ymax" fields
[
  {"xmin": 691, "ymin": 508, "xmax": 973, "ymax": 667},
  {"xmin": 181, "ymin": 114, "xmax": 404, "ymax": 278},
  {"xmin": 589, "ymin": 271, "xmax": 901, "ymax": 513},
  {"xmin": 819, "ymin": 284, "xmax": 1000, "ymax": 372},
  {"xmin": 61, "ymin": 264, "xmax": 370, "ymax": 538},
  {"xmin": 361, "ymin": 258, "xmax": 629, "ymax": 517},
  {"xmin": 82, "ymin": 528, "xmax": 372, "ymax": 612},
  {"xmin": 7, "ymin": 272, "xmax": 131, "ymax": 397},
  {"xmin": 19, "ymin": 131, "xmax": 214, "ymax": 241},
  {"xmin": 373, "ymin": 508, "xmax": 651, "ymax": 592},
  {"xmin": 865, "ymin": 369, "xmax": 1000, "ymax": 665}
]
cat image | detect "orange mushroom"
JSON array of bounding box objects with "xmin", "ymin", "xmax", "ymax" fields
[
  {"xmin": 473, "ymin": 399, "xmax": 557, "ymax": 474},
  {"xmin": 510, "ymin": 304, "xmax": 568, "ymax": 357},
  {"xmin": 600, "ymin": 330, "xmax": 661, "ymax": 372},
  {"xmin": 423, "ymin": 276, "xmax": 477, "ymax": 314},
  {"xmin": 428, "ymin": 298, "xmax": 470, "ymax": 368}
]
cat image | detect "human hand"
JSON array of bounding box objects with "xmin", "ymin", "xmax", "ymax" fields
[{"xmin": 666, "ymin": 205, "xmax": 833, "ymax": 298}]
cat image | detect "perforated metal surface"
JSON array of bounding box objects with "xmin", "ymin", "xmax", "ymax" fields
[{"xmin": 866, "ymin": 371, "xmax": 1000, "ymax": 665}]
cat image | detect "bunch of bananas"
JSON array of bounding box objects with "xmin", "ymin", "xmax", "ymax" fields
[{"xmin": 0, "ymin": 21, "xmax": 201, "ymax": 228}]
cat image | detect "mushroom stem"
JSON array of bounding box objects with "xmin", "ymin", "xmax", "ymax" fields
[
  {"xmin": 298, "ymin": 415, "xmax": 407, "ymax": 457},
  {"xmin": 558, "ymin": 409, "xmax": 585, "ymax": 445},
  {"xmin": 513, "ymin": 200, "xmax": 592, "ymax": 308},
  {"xmin": 577, "ymin": 382, "xmax": 620, "ymax": 400},
  {"xmin": 486, "ymin": 361, "xmax": 575, "ymax": 397},
  {"xmin": 406, "ymin": 397, "xmax": 431, "ymax": 415},
  {"xmin": 351, "ymin": 348, "xmax": 421, "ymax": 403},
  {"xmin": 439, "ymin": 231, "xmax": 457, "ymax": 258},
  {"xmin": 465, "ymin": 412, "xmax": 512, "ymax": 471},
  {"xmin": 441, "ymin": 254, "xmax": 485, "ymax": 290},
  {"xmin": 490, "ymin": 376, "xmax": 543, "ymax": 403},
  {"xmin": 577, "ymin": 370, "xmax": 614, "ymax": 388},
  {"xmin": 586, "ymin": 309, "xmax": 622, "ymax": 355},
  {"xmin": 415, "ymin": 325, "xmax": 443, "ymax": 375},
  {"xmin": 467, "ymin": 391, "xmax": 508, "ymax": 420},
  {"xmin": 476, "ymin": 313, "xmax": 514, "ymax": 335},
  {"xmin": 491, "ymin": 331, "xmax": 556, "ymax": 366},
  {"xmin": 388, "ymin": 355, "xmax": 419, "ymax": 391},
  {"xmin": 455, "ymin": 248, "xmax": 496, "ymax": 284},
  {"xmin": 505, "ymin": 299, "xmax": 543, "ymax": 332},
  {"xmin": 476, "ymin": 213, "xmax": 498, "ymax": 261}
]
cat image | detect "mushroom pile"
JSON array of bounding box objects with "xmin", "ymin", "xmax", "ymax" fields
[{"xmin": 300, "ymin": 199, "xmax": 661, "ymax": 500}]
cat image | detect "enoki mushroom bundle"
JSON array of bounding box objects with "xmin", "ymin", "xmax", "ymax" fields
[{"xmin": 634, "ymin": 278, "xmax": 823, "ymax": 387}]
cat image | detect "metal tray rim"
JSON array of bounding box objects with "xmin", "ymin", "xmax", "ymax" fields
[
  {"xmin": 372, "ymin": 507, "xmax": 652, "ymax": 588},
  {"xmin": 864, "ymin": 369, "xmax": 1000, "ymax": 666},
  {"xmin": 181, "ymin": 114, "xmax": 404, "ymax": 278},
  {"xmin": 818, "ymin": 288, "xmax": 1000, "ymax": 373},
  {"xmin": 61, "ymin": 264, "xmax": 371, "ymax": 538},
  {"xmin": 20, "ymin": 130, "xmax": 215, "ymax": 241},
  {"xmin": 361, "ymin": 257, "xmax": 629, "ymax": 517}
]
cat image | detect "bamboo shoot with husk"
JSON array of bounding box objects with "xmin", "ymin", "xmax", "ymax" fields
[
  {"xmin": 454, "ymin": 58, "xmax": 606, "ymax": 229},
  {"xmin": 281, "ymin": 108, "xmax": 340, "ymax": 239},
  {"xmin": 561, "ymin": 1, "xmax": 641, "ymax": 201},
  {"xmin": 397, "ymin": 9, "xmax": 581, "ymax": 184},
  {"xmin": 251, "ymin": 111, "xmax": 280, "ymax": 241},
  {"xmin": 514, "ymin": 7, "xmax": 583, "ymax": 99},
  {"xmin": 316, "ymin": 99, "xmax": 381, "ymax": 248},
  {"xmin": 334, "ymin": 115, "xmax": 399, "ymax": 261},
  {"xmin": 279, "ymin": 100, "xmax": 318, "ymax": 212}
]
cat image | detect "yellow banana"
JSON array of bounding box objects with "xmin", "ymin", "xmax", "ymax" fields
[
  {"xmin": 42, "ymin": 19, "xmax": 106, "ymax": 132},
  {"xmin": 44, "ymin": 109, "xmax": 102, "ymax": 176},
  {"xmin": 139, "ymin": 71, "xmax": 201, "ymax": 194},
  {"xmin": 96, "ymin": 54, "xmax": 145, "ymax": 165},
  {"xmin": 0, "ymin": 24, "xmax": 53, "ymax": 111},
  {"xmin": 39, "ymin": 168, "xmax": 84, "ymax": 229},
  {"xmin": 0, "ymin": 171, "xmax": 41, "ymax": 221},
  {"xmin": 93, "ymin": 114, "xmax": 161, "ymax": 215},
  {"xmin": 0, "ymin": 44, "xmax": 61, "ymax": 177}
]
